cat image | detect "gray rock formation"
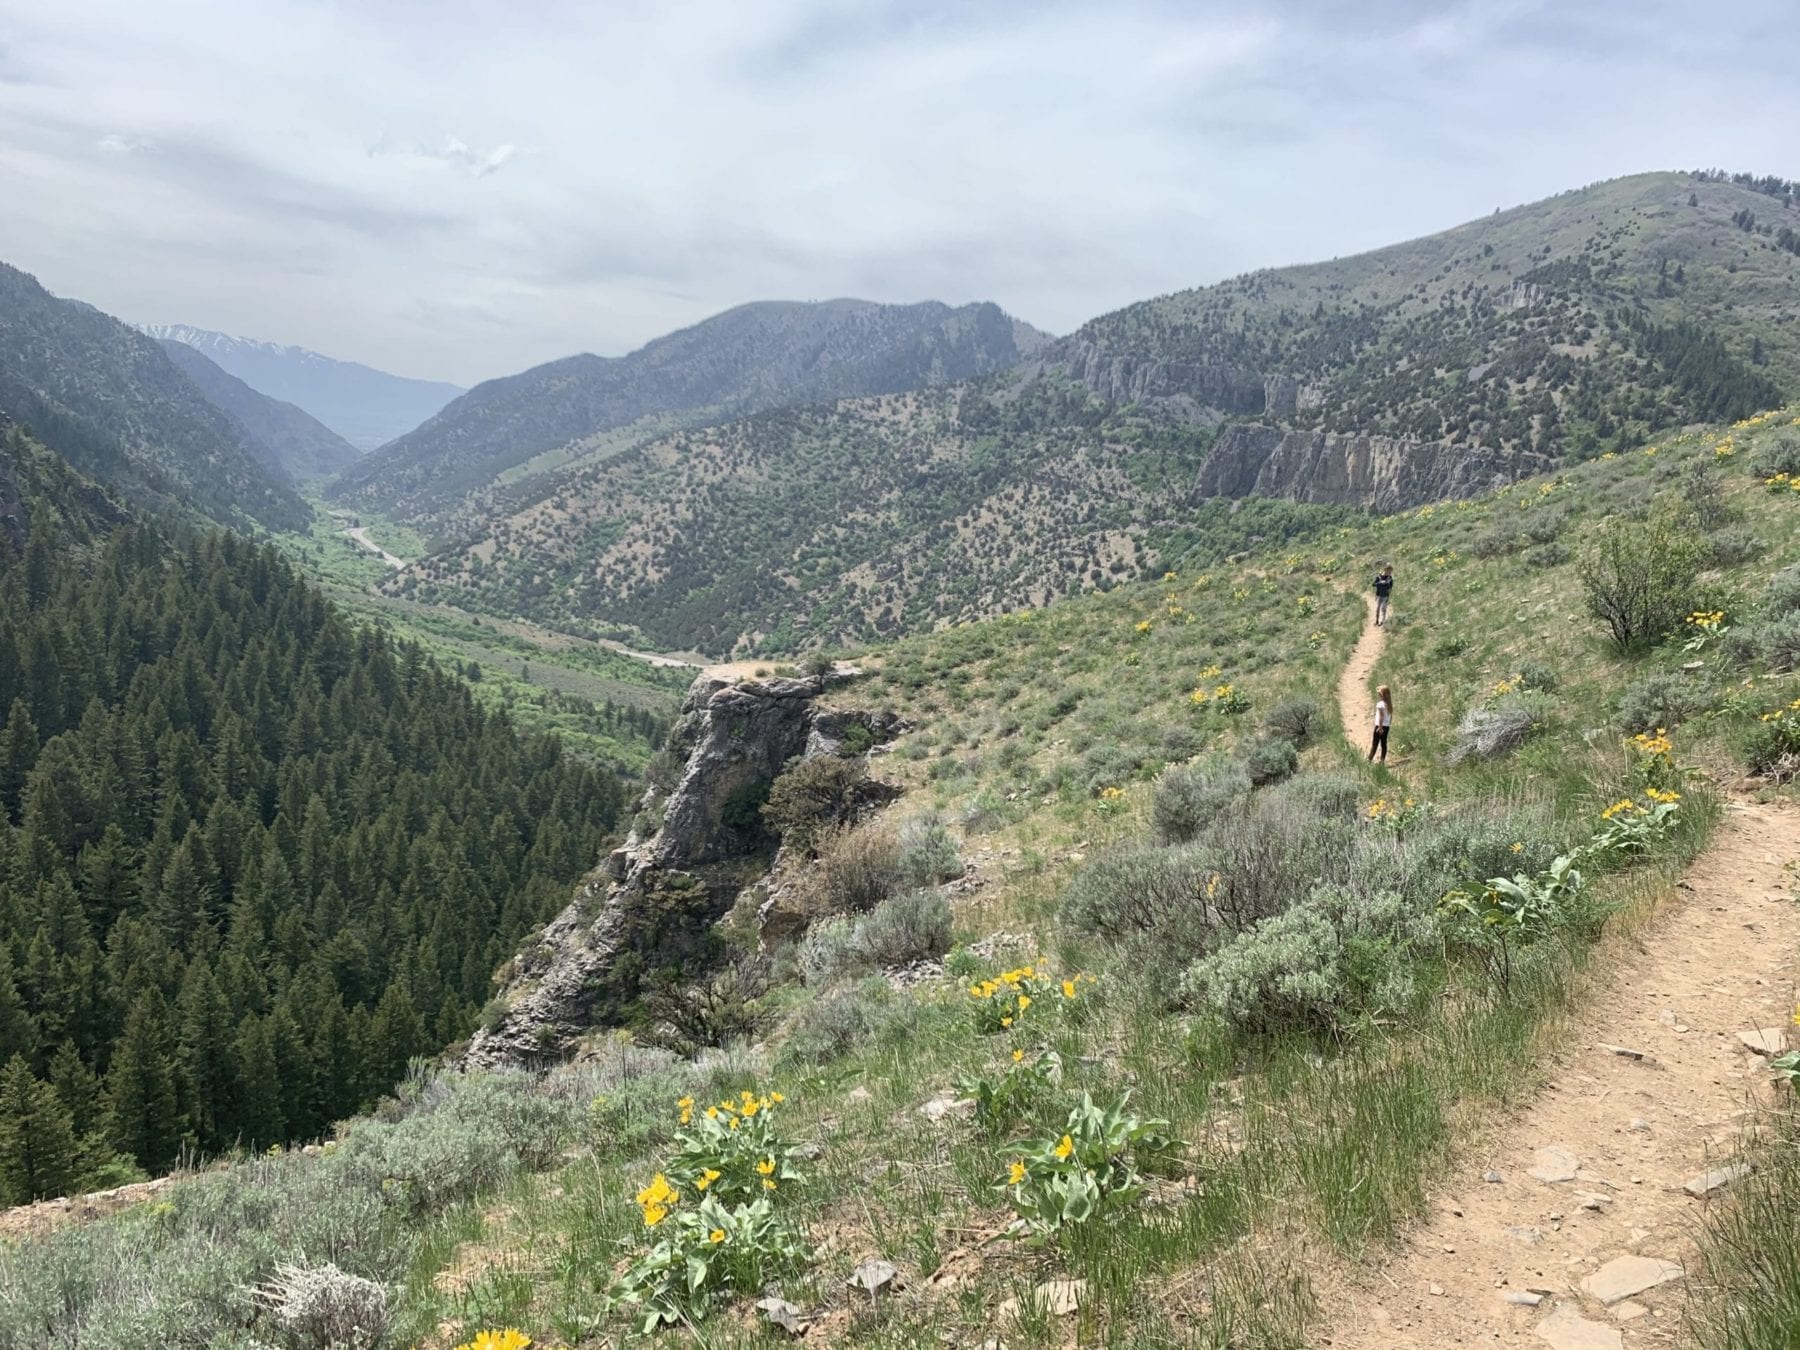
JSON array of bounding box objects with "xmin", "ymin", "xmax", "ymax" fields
[
  {"xmin": 1194, "ymin": 423, "xmax": 1549, "ymax": 512},
  {"xmin": 465, "ymin": 671, "xmax": 899, "ymax": 1067},
  {"xmin": 1052, "ymin": 338, "xmax": 1265, "ymax": 414}
]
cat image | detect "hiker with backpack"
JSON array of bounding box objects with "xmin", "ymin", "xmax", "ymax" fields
[{"xmin": 1372, "ymin": 564, "xmax": 1394, "ymax": 626}]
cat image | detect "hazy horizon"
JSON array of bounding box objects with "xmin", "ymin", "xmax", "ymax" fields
[{"xmin": 3, "ymin": 0, "xmax": 1797, "ymax": 386}]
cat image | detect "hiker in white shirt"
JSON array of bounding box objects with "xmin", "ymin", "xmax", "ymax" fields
[{"xmin": 1369, "ymin": 684, "xmax": 1393, "ymax": 763}]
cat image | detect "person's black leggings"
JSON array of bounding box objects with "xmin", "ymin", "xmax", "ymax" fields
[{"xmin": 1369, "ymin": 726, "xmax": 1389, "ymax": 762}]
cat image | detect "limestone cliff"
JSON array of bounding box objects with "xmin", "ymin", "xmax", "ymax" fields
[
  {"xmin": 465, "ymin": 671, "xmax": 900, "ymax": 1067},
  {"xmin": 1051, "ymin": 338, "xmax": 1266, "ymax": 415},
  {"xmin": 1194, "ymin": 423, "xmax": 1551, "ymax": 513}
]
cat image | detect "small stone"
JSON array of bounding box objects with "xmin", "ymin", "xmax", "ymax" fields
[
  {"xmin": 917, "ymin": 1093, "xmax": 976, "ymax": 1123},
  {"xmin": 1507, "ymin": 1225, "xmax": 1545, "ymax": 1245},
  {"xmin": 1613, "ymin": 1301, "xmax": 1648, "ymax": 1322},
  {"xmin": 1656, "ymin": 1009, "xmax": 1677, "ymax": 1026},
  {"xmin": 1483, "ymin": 1169, "xmax": 1504, "ymax": 1184},
  {"xmin": 1429, "ymin": 1283, "xmax": 1445, "ymax": 1297},
  {"xmin": 1684, "ymin": 1164, "xmax": 1751, "ymax": 1197},
  {"xmin": 1627, "ymin": 1118, "xmax": 1651, "ymax": 1133},
  {"xmin": 848, "ymin": 1258, "xmax": 899, "ymax": 1297},
  {"xmin": 1599, "ymin": 1043, "xmax": 1649, "ymax": 1061},
  {"xmin": 1580, "ymin": 1254, "xmax": 1684, "ymax": 1305},
  {"xmin": 1441, "ymin": 1244, "xmax": 1456, "ymax": 1253},
  {"xmin": 1536, "ymin": 1307, "xmax": 1624, "ymax": 1350},
  {"xmin": 755, "ymin": 1297, "xmax": 808, "ymax": 1334},
  {"xmin": 1030, "ymin": 1279, "xmax": 1087, "ymax": 1316},
  {"xmin": 1737, "ymin": 1028, "xmax": 1789, "ymax": 1057},
  {"xmin": 1504, "ymin": 1290, "xmax": 1545, "ymax": 1307},
  {"xmin": 1578, "ymin": 1192, "xmax": 1612, "ymax": 1212},
  {"xmin": 1530, "ymin": 1146, "xmax": 1580, "ymax": 1183}
]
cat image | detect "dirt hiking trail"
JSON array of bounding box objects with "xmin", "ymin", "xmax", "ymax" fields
[
  {"xmin": 1338, "ymin": 594, "xmax": 1385, "ymax": 760},
  {"xmin": 1323, "ymin": 799, "xmax": 1800, "ymax": 1349}
]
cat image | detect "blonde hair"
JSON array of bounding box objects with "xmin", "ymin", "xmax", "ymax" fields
[{"xmin": 1377, "ymin": 684, "xmax": 1393, "ymax": 714}]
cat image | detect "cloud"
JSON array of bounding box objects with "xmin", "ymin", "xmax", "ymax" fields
[{"xmin": 0, "ymin": 0, "xmax": 1795, "ymax": 385}]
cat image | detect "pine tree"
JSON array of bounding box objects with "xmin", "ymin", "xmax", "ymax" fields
[
  {"xmin": 232, "ymin": 1014, "xmax": 283, "ymax": 1149},
  {"xmin": 104, "ymin": 989, "xmax": 183, "ymax": 1173},
  {"xmin": 0, "ymin": 1053, "xmax": 78, "ymax": 1205}
]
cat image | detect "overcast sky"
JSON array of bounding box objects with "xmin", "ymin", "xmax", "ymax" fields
[{"xmin": 2, "ymin": 0, "xmax": 1797, "ymax": 386}]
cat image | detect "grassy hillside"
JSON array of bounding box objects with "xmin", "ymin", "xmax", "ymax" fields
[
  {"xmin": 329, "ymin": 299, "xmax": 1052, "ymax": 528},
  {"xmin": 12, "ymin": 403, "xmax": 1800, "ymax": 1346}
]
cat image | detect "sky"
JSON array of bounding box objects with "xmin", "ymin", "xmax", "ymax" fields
[{"xmin": 2, "ymin": 0, "xmax": 1797, "ymax": 387}]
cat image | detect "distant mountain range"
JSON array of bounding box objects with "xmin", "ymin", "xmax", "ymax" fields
[
  {"xmin": 385, "ymin": 170, "xmax": 1800, "ymax": 655},
  {"xmin": 0, "ymin": 263, "xmax": 310, "ymax": 532},
  {"xmin": 156, "ymin": 339, "xmax": 361, "ymax": 480},
  {"xmin": 327, "ymin": 298, "xmax": 1052, "ymax": 525},
  {"xmin": 143, "ymin": 324, "xmax": 463, "ymax": 452}
]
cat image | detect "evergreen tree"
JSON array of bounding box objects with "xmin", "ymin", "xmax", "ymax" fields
[
  {"xmin": 104, "ymin": 990, "xmax": 183, "ymax": 1173},
  {"xmin": 0, "ymin": 1054, "xmax": 79, "ymax": 1205}
]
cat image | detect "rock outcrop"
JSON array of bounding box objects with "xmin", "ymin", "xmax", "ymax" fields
[
  {"xmin": 1051, "ymin": 339, "xmax": 1266, "ymax": 415},
  {"xmin": 1194, "ymin": 423, "xmax": 1550, "ymax": 513},
  {"xmin": 465, "ymin": 671, "xmax": 900, "ymax": 1067}
]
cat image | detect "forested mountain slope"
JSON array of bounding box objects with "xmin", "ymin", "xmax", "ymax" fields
[
  {"xmin": 157, "ymin": 339, "xmax": 361, "ymax": 480},
  {"xmin": 145, "ymin": 324, "xmax": 463, "ymax": 453},
  {"xmin": 0, "ymin": 265, "xmax": 309, "ymax": 532},
  {"xmin": 327, "ymin": 298, "xmax": 1051, "ymax": 526},
  {"xmin": 390, "ymin": 171, "xmax": 1800, "ymax": 655},
  {"xmin": 0, "ymin": 442, "xmax": 628, "ymax": 1196}
]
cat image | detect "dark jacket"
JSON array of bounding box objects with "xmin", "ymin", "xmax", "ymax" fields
[{"xmin": 1373, "ymin": 573, "xmax": 1394, "ymax": 597}]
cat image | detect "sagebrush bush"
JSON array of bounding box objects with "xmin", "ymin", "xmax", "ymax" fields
[
  {"xmin": 895, "ymin": 813, "xmax": 963, "ymax": 887},
  {"xmin": 1267, "ymin": 772, "xmax": 1362, "ymax": 821},
  {"xmin": 1751, "ymin": 433, "xmax": 1800, "ymax": 480},
  {"xmin": 1151, "ymin": 756, "xmax": 1249, "ymax": 843},
  {"xmin": 1407, "ymin": 805, "xmax": 1561, "ymax": 895},
  {"xmin": 1241, "ymin": 735, "xmax": 1299, "ymax": 786},
  {"xmin": 1614, "ymin": 671, "xmax": 1707, "ymax": 732},
  {"xmin": 1262, "ymin": 695, "xmax": 1324, "ymax": 748},
  {"xmin": 1516, "ymin": 659, "xmax": 1558, "ymax": 692},
  {"xmin": 777, "ymin": 977, "xmax": 917, "ymax": 1067},
  {"xmin": 1446, "ymin": 692, "xmax": 1553, "ymax": 763},
  {"xmin": 801, "ymin": 821, "xmax": 901, "ymax": 916},
  {"xmin": 1525, "ymin": 541, "xmax": 1571, "ymax": 569},
  {"xmin": 1470, "ymin": 520, "xmax": 1519, "ymax": 558},
  {"xmin": 257, "ymin": 1261, "xmax": 390, "ymax": 1350},
  {"xmin": 1060, "ymin": 841, "xmax": 1215, "ymax": 943},
  {"xmin": 1707, "ymin": 527, "xmax": 1765, "ymax": 567},
  {"xmin": 1179, "ymin": 884, "xmax": 1434, "ymax": 1036},
  {"xmin": 1753, "ymin": 613, "xmax": 1800, "ymax": 672},
  {"xmin": 1760, "ymin": 564, "xmax": 1800, "ymax": 617},
  {"xmin": 798, "ymin": 915, "xmax": 857, "ymax": 987},
  {"xmin": 850, "ymin": 890, "xmax": 953, "ymax": 968}
]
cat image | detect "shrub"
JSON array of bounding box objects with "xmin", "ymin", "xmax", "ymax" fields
[
  {"xmin": 1614, "ymin": 672, "xmax": 1706, "ymax": 732},
  {"xmin": 640, "ymin": 955, "xmax": 773, "ymax": 1057},
  {"xmin": 1751, "ymin": 433, "xmax": 1800, "ymax": 480},
  {"xmin": 1060, "ymin": 841, "xmax": 1215, "ymax": 943},
  {"xmin": 1525, "ymin": 541, "xmax": 1571, "ymax": 569},
  {"xmin": 1080, "ymin": 741, "xmax": 1156, "ymax": 794},
  {"xmin": 797, "ymin": 915, "xmax": 856, "ymax": 987},
  {"xmin": 1754, "ymin": 613, "xmax": 1800, "ymax": 672},
  {"xmin": 802, "ymin": 821, "xmax": 901, "ymax": 916},
  {"xmin": 1151, "ymin": 756, "xmax": 1249, "ymax": 844},
  {"xmin": 777, "ymin": 977, "xmax": 912, "ymax": 1067},
  {"xmin": 1446, "ymin": 692, "xmax": 1553, "ymax": 763},
  {"xmin": 1761, "ymin": 564, "xmax": 1800, "ymax": 617},
  {"xmin": 1203, "ymin": 794, "xmax": 1357, "ymax": 933},
  {"xmin": 720, "ymin": 778, "xmax": 772, "ymax": 833},
  {"xmin": 761, "ymin": 756, "xmax": 869, "ymax": 852},
  {"xmin": 848, "ymin": 890, "xmax": 952, "ymax": 968},
  {"xmin": 1516, "ymin": 659, "xmax": 1558, "ymax": 693},
  {"xmin": 1578, "ymin": 509, "xmax": 1708, "ymax": 649},
  {"xmin": 256, "ymin": 1262, "xmax": 390, "ymax": 1350},
  {"xmin": 1178, "ymin": 884, "xmax": 1434, "ymax": 1036},
  {"xmin": 1681, "ymin": 459, "xmax": 1739, "ymax": 530},
  {"xmin": 895, "ymin": 814, "xmax": 963, "ymax": 887},
  {"xmin": 1431, "ymin": 635, "xmax": 1470, "ymax": 659},
  {"xmin": 1241, "ymin": 735, "xmax": 1299, "ymax": 786},
  {"xmin": 1407, "ymin": 805, "xmax": 1560, "ymax": 899},
  {"xmin": 1263, "ymin": 695, "xmax": 1324, "ymax": 748},
  {"xmin": 1470, "ymin": 521, "xmax": 1519, "ymax": 558},
  {"xmin": 1266, "ymin": 772, "xmax": 1362, "ymax": 821},
  {"xmin": 1706, "ymin": 527, "xmax": 1764, "ymax": 567}
]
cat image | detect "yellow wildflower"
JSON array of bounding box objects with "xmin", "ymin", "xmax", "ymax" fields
[
  {"xmin": 757, "ymin": 1158, "xmax": 776, "ymax": 1176},
  {"xmin": 1001, "ymin": 1016, "xmax": 1013, "ymax": 1028},
  {"xmin": 1013, "ymin": 1048, "xmax": 1025, "ymax": 1062},
  {"xmin": 762, "ymin": 1178, "xmax": 778, "ymax": 1191},
  {"xmin": 1054, "ymin": 1134, "xmax": 1074, "ymax": 1160},
  {"xmin": 1016, "ymin": 994, "xmax": 1032, "ymax": 1012},
  {"xmin": 1062, "ymin": 979, "xmax": 1077, "ymax": 999},
  {"xmin": 463, "ymin": 1332, "xmax": 532, "ymax": 1350},
  {"xmin": 1510, "ymin": 841, "xmax": 1524, "ymax": 853},
  {"xmin": 1009, "ymin": 1159, "xmax": 1028, "ymax": 1185},
  {"xmin": 770, "ymin": 1092, "xmax": 785, "ymax": 1103},
  {"xmin": 695, "ymin": 1168, "xmax": 721, "ymax": 1191},
  {"xmin": 710, "ymin": 1228, "xmax": 725, "ymax": 1243}
]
